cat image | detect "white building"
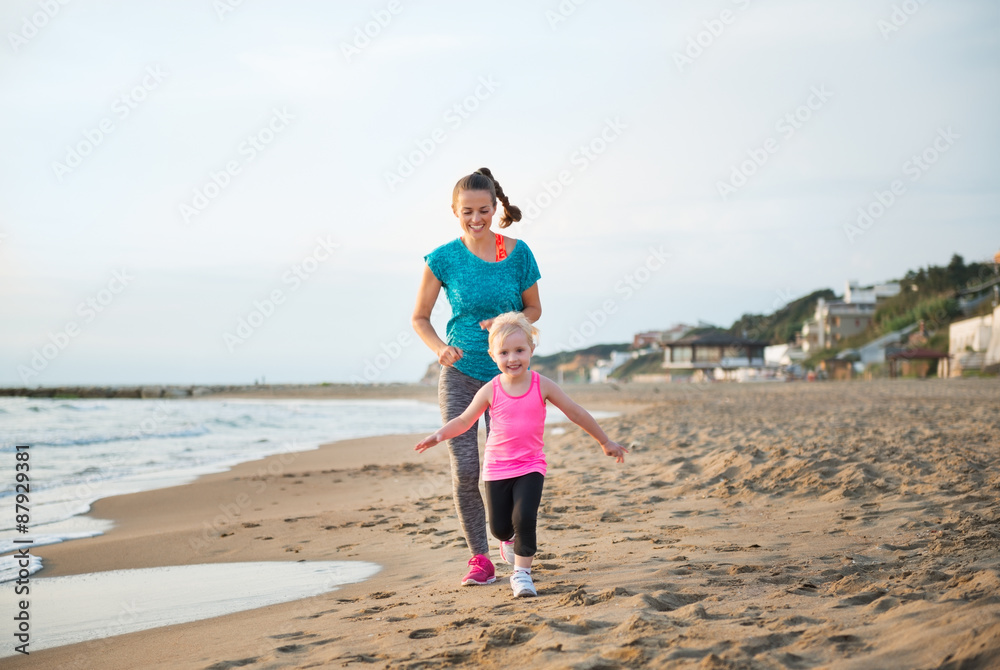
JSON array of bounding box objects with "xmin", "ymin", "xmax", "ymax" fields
[
  {"xmin": 801, "ymin": 280, "xmax": 899, "ymax": 353},
  {"xmin": 950, "ymin": 312, "xmax": 994, "ymax": 354},
  {"xmin": 590, "ymin": 350, "xmax": 634, "ymax": 383},
  {"xmin": 764, "ymin": 344, "xmax": 806, "ymax": 367},
  {"xmin": 949, "ymin": 305, "xmax": 1000, "ymax": 374},
  {"xmin": 844, "ymin": 280, "xmax": 901, "ymax": 305},
  {"xmin": 856, "ymin": 323, "xmax": 918, "ymax": 365}
]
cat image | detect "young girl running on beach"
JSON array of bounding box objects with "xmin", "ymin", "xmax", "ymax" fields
[{"xmin": 415, "ymin": 312, "xmax": 627, "ymax": 597}]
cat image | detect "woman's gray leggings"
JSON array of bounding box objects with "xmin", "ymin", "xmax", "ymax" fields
[{"xmin": 438, "ymin": 365, "xmax": 491, "ymax": 557}]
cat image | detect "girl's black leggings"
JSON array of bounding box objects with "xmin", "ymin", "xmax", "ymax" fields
[{"xmin": 484, "ymin": 472, "xmax": 545, "ymax": 557}]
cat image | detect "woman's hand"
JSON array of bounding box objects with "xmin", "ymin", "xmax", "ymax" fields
[
  {"xmin": 437, "ymin": 345, "xmax": 463, "ymax": 366},
  {"xmin": 600, "ymin": 440, "xmax": 629, "ymax": 463},
  {"xmin": 414, "ymin": 433, "xmax": 444, "ymax": 453}
]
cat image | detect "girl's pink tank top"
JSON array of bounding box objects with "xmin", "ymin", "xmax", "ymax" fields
[{"xmin": 482, "ymin": 370, "xmax": 547, "ymax": 481}]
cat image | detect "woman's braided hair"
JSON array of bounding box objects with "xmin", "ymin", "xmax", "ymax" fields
[{"xmin": 452, "ymin": 167, "xmax": 522, "ymax": 228}]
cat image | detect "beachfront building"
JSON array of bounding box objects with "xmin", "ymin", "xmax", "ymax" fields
[
  {"xmin": 590, "ymin": 350, "xmax": 634, "ymax": 383},
  {"xmin": 764, "ymin": 343, "xmax": 806, "ymax": 367},
  {"xmin": 800, "ymin": 297, "xmax": 875, "ymax": 352},
  {"xmin": 800, "ymin": 280, "xmax": 899, "ymax": 353},
  {"xmin": 662, "ymin": 332, "xmax": 768, "ymax": 381},
  {"xmin": 949, "ymin": 304, "xmax": 1000, "ymax": 375},
  {"xmin": 632, "ymin": 331, "xmax": 662, "ymax": 349},
  {"xmin": 855, "ymin": 323, "xmax": 919, "ymax": 366},
  {"xmin": 844, "ymin": 280, "xmax": 901, "ymax": 304},
  {"xmin": 632, "ymin": 323, "xmax": 693, "ymax": 349}
]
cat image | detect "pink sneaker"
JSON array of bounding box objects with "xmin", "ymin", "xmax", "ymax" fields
[
  {"xmin": 499, "ymin": 539, "xmax": 515, "ymax": 565},
  {"xmin": 461, "ymin": 554, "xmax": 496, "ymax": 586}
]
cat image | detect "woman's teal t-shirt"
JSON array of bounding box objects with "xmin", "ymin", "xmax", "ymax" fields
[{"xmin": 424, "ymin": 237, "xmax": 541, "ymax": 382}]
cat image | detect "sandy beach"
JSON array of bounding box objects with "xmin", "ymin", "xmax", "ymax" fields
[{"xmin": 12, "ymin": 379, "xmax": 1000, "ymax": 669}]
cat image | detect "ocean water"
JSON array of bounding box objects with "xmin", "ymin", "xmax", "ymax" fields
[
  {"xmin": 0, "ymin": 396, "xmax": 443, "ymax": 578},
  {"xmin": 1, "ymin": 560, "xmax": 383, "ymax": 657},
  {"xmin": 0, "ymin": 395, "xmax": 611, "ymax": 583}
]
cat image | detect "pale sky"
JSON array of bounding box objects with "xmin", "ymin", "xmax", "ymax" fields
[{"xmin": 1, "ymin": 0, "xmax": 997, "ymax": 385}]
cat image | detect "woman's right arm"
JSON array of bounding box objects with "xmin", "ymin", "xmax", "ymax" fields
[{"xmin": 412, "ymin": 264, "xmax": 463, "ymax": 366}]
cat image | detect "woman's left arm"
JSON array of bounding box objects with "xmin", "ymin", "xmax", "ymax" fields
[{"xmin": 521, "ymin": 282, "xmax": 541, "ymax": 323}]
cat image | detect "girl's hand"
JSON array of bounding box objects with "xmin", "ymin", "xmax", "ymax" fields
[
  {"xmin": 600, "ymin": 440, "xmax": 628, "ymax": 463},
  {"xmin": 415, "ymin": 433, "xmax": 443, "ymax": 453},
  {"xmin": 478, "ymin": 318, "xmax": 495, "ymax": 331},
  {"xmin": 437, "ymin": 345, "xmax": 463, "ymax": 367}
]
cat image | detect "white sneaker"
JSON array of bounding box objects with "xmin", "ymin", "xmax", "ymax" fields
[
  {"xmin": 499, "ymin": 539, "xmax": 515, "ymax": 565},
  {"xmin": 510, "ymin": 570, "xmax": 537, "ymax": 598}
]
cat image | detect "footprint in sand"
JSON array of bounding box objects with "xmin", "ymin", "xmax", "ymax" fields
[
  {"xmin": 274, "ymin": 644, "xmax": 306, "ymax": 653},
  {"xmin": 270, "ymin": 631, "xmax": 312, "ymax": 640},
  {"xmin": 836, "ymin": 589, "xmax": 886, "ymax": 607},
  {"xmin": 204, "ymin": 657, "xmax": 259, "ymax": 669},
  {"xmin": 479, "ymin": 624, "xmax": 536, "ymax": 650},
  {"xmin": 543, "ymin": 617, "xmax": 614, "ymax": 636}
]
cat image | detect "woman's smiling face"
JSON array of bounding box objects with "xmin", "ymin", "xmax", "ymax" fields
[{"xmin": 453, "ymin": 189, "xmax": 496, "ymax": 238}]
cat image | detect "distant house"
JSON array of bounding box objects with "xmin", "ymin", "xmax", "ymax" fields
[
  {"xmin": 801, "ymin": 280, "xmax": 899, "ymax": 353},
  {"xmin": 764, "ymin": 343, "xmax": 806, "ymax": 367},
  {"xmin": 856, "ymin": 323, "xmax": 919, "ymax": 366},
  {"xmin": 632, "ymin": 323, "xmax": 693, "ymax": 349},
  {"xmin": 663, "ymin": 332, "xmax": 768, "ymax": 381},
  {"xmin": 949, "ymin": 304, "xmax": 1000, "ymax": 375},
  {"xmin": 844, "ymin": 280, "xmax": 900, "ymax": 304},
  {"xmin": 590, "ymin": 351, "xmax": 634, "ymax": 383}
]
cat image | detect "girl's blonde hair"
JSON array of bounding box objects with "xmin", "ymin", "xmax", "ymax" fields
[
  {"xmin": 452, "ymin": 167, "xmax": 522, "ymax": 228},
  {"xmin": 488, "ymin": 312, "xmax": 539, "ymax": 351}
]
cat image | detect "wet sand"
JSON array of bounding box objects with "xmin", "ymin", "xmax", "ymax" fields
[{"xmin": 14, "ymin": 379, "xmax": 1000, "ymax": 669}]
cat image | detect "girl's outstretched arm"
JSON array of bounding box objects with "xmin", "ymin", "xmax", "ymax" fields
[
  {"xmin": 414, "ymin": 384, "xmax": 491, "ymax": 453},
  {"xmin": 540, "ymin": 376, "xmax": 628, "ymax": 463}
]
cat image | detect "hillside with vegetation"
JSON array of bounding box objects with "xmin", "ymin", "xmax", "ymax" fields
[
  {"xmin": 419, "ymin": 253, "xmax": 996, "ymax": 382},
  {"xmin": 530, "ymin": 343, "xmax": 632, "ymax": 382},
  {"xmin": 803, "ymin": 254, "xmax": 996, "ymax": 366},
  {"xmin": 727, "ymin": 289, "xmax": 837, "ymax": 344}
]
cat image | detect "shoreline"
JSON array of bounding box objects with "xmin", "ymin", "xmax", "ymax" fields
[{"xmin": 10, "ymin": 380, "xmax": 1000, "ymax": 668}]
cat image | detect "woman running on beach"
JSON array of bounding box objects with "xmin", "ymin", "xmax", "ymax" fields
[
  {"xmin": 415, "ymin": 312, "xmax": 627, "ymax": 597},
  {"xmin": 412, "ymin": 168, "xmax": 542, "ymax": 587}
]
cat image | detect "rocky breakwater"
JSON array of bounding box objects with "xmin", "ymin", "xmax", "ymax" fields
[{"xmin": 0, "ymin": 385, "xmax": 227, "ymax": 399}]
